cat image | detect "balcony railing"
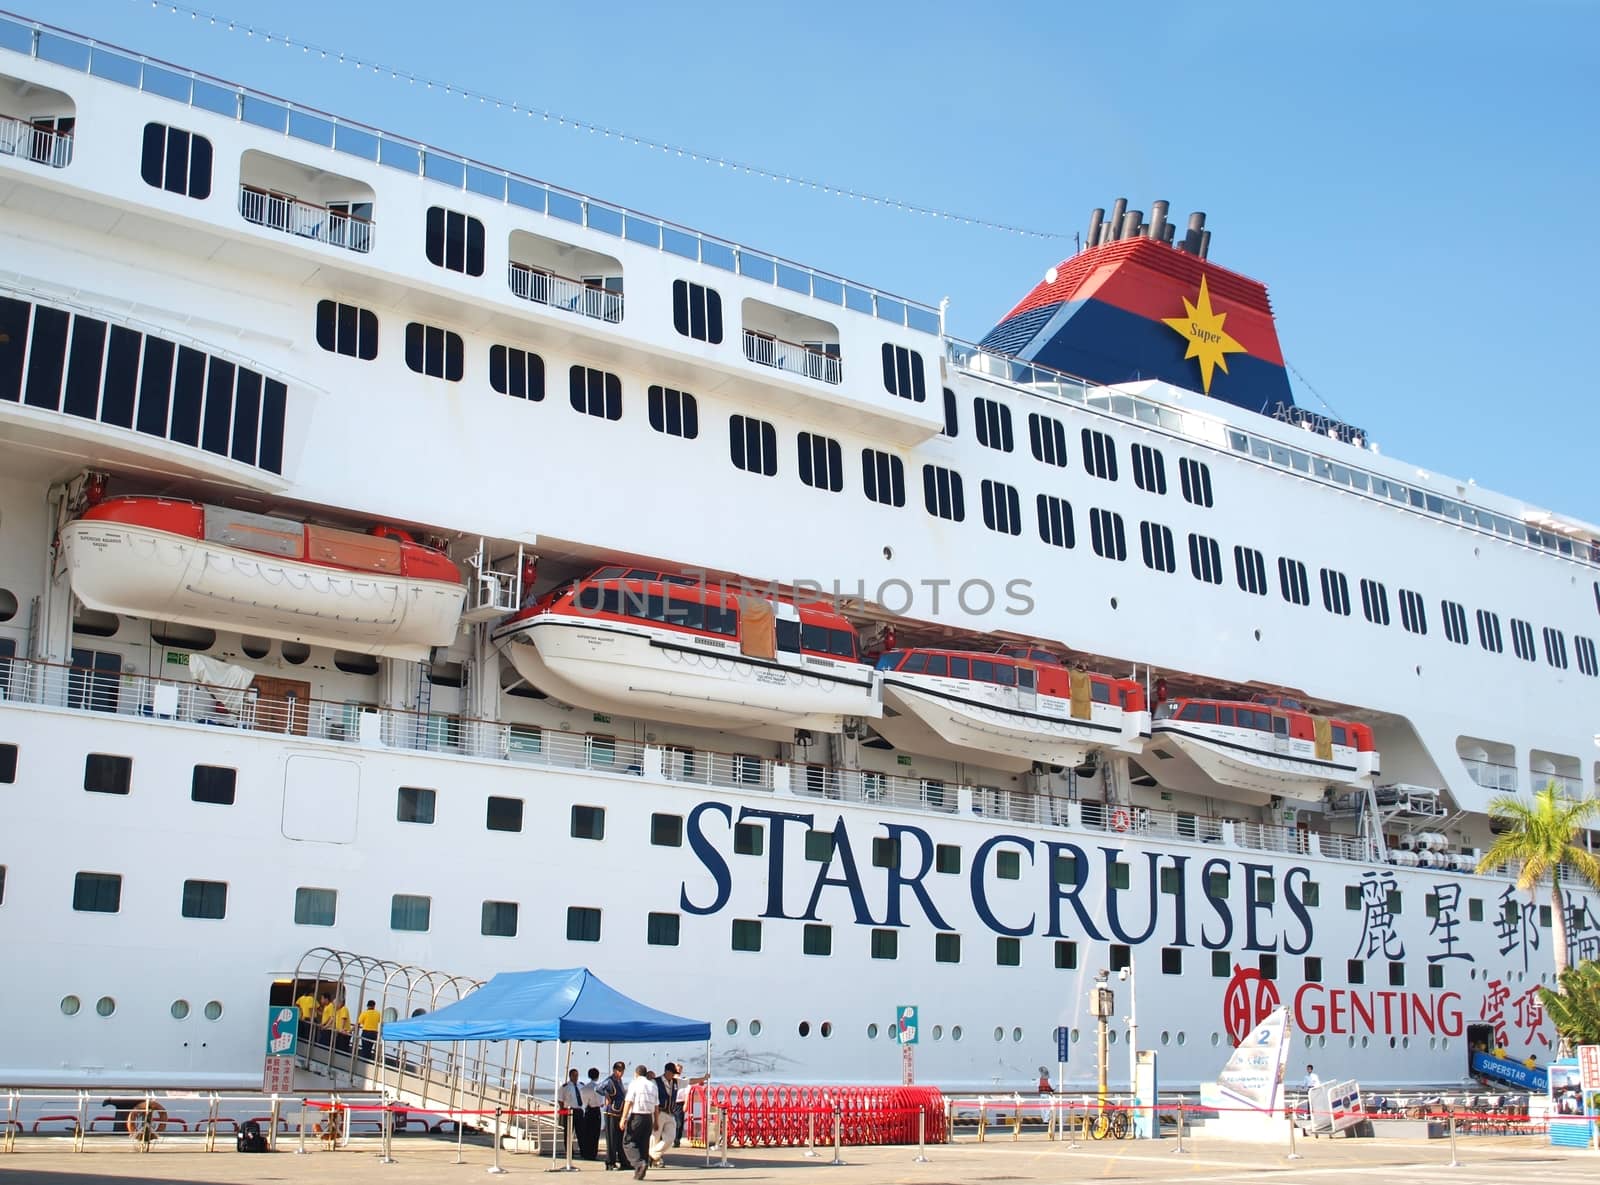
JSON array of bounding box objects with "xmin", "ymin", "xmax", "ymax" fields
[
  {"xmin": 507, "ymin": 261, "xmax": 623, "ymax": 323},
  {"xmin": 1463, "ymin": 758, "xmax": 1519, "ymax": 792},
  {"xmin": 743, "ymin": 330, "xmax": 842, "ymax": 385},
  {"xmin": 0, "ymin": 113, "xmax": 71, "ymax": 168},
  {"xmin": 238, "ymin": 183, "xmax": 372, "ymax": 253}
]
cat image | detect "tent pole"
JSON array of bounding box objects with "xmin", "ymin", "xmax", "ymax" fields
[
  {"xmin": 704, "ymin": 1039, "xmax": 713, "ymax": 1167},
  {"xmin": 510, "ymin": 1042, "xmax": 524, "ymax": 1156},
  {"xmin": 554, "ymin": 1040, "xmax": 572, "ymax": 1171}
]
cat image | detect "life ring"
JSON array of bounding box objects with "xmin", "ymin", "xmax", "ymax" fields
[
  {"xmin": 1111, "ymin": 808, "xmax": 1131, "ymax": 833},
  {"xmin": 127, "ymin": 1101, "xmax": 168, "ymax": 1136}
]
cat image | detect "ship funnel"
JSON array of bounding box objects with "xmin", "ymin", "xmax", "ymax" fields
[
  {"xmin": 1181, "ymin": 211, "xmax": 1207, "ymax": 255},
  {"xmin": 1086, "ymin": 207, "xmax": 1105, "ymax": 251},
  {"xmin": 1149, "ymin": 200, "xmax": 1169, "ymax": 242},
  {"xmin": 1198, "ymin": 228, "xmax": 1212, "ymax": 259},
  {"xmin": 1121, "ymin": 209, "xmax": 1143, "ymax": 240},
  {"xmin": 1108, "ymin": 198, "xmax": 1127, "ymax": 243}
]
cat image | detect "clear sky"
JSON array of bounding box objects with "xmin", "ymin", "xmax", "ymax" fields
[{"xmin": 31, "ymin": 0, "xmax": 1600, "ymax": 520}]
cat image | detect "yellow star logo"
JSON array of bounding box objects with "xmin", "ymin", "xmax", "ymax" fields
[{"xmin": 1162, "ymin": 276, "xmax": 1246, "ymax": 395}]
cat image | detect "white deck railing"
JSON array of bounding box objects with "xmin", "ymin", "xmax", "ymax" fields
[
  {"xmin": 238, "ymin": 184, "xmax": 373, "ymax": 253},
  {"xmin": 0, "ymin": 113, "xmax": 71, "ymax": 168},
  {"xmin": 743, "ymin": 330, "xmax": 842, "ymax": 385},
  {"xmin": 1463, "ymin": 759, "xmax": 1519, "ymax": 792},
  {"xmin": 507, "ymin": 261, "xmax": 623, "ymax": 323}
]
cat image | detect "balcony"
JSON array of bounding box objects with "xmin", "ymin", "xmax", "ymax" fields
[
  {"xmin": 508, "ymin": 261, "xmax": 623, "ymax": 324},
  {"xmin": 0, "ymin": 111, "xmax": 71, "ymax": 168},
  {"xmin": 239, "ymin": 184, "xmax": 372, "ymax": 253},
  {"xmin": 1463, "ymin": 758, "xmax": 1518, "ymax": 792},
  {"xmin": 743, "ymin": 330, "xmax": 841, "ymax": 385}
]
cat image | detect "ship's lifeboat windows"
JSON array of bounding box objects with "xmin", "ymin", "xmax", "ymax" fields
[
  {"xmin": 827, "ymin": 629, "xmax": 857, "ymax": 659},
  {"xmin": 1033, "ymin": 649, "xmax": 1058, "ymax": 664},
  {"xmin": 1331, "ymin": 724, "xmax": 1349, "ymax": 746},
  {"xmin": 626, "ymin": 568, "xmax": 660, "ymax": 580},
  {"xmin": 1181, "ymin": 703, "xmax": 1216, "ymax": 724},
  {"xmin": 1018, "ymin": 667, "xmax": 1035, "ymax": 690},
  {"xmin": 800, "ymin": 623, "xmax": 829, "ymax": 653},
  {"xmin": 1090, "ymin": 682, "xmax": 1111, "ymax": 704},
  {"xmin": 643, "ymin": 593, "xmax": 668, "ymax": 622},
  {"xmin": 575, "ymin": 585, "xmax": 603, "ymax": 613},
  {"xmin": 949, "ymin": 657, "xmax": 970, "ymax": 679},
  {"xmin": 592, "ymin": 566, "xmax": 626, "ymax": 579},
  {"xmin": 662, "ymin": 573, "xmax": 697, "ymax": 586},
  {"xmin": 903, "ymin": 653, "xmax": 929, "ymax": 674},
  {"xmin": 971, "ymin": 659, "xmax": 996, "ymax": 683},
  {"xmin": 1273, "ymin": 715, "xmax": 1289, "ymax": 736},
  {"xmin": 874, "ymin": 650, "xmax": 903, "ymax": 670},
  {"xmin": 1217, "ymin": 706, "xmax": 1236, "ymax": 726},
  {"xmin": 704, "ymin": 604, "xmax": 737, "ymax": 636},
  {"xmin": 669, "ymin": 596, "xmax": 704, "ymax": 631},
  {"xmin": 994, "ymin": 664, "xmax": 1016, "ymax": 687},
  {"xmin": 924, "ymin": 655, "xmax": 948, "ymax": 677},
  {"xmin": 777, "ymin": 619, "xmax": 801, "ymax": 651}
]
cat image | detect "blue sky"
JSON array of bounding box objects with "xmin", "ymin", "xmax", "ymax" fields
[{"xmin": 33, "ymin": 1, "xmax": 1600, "ymax": 520}]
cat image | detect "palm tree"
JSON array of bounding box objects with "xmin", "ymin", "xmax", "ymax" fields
[{"xmin": 1477, "ymin": 781, "xmax": 1600, "ymax": 983}]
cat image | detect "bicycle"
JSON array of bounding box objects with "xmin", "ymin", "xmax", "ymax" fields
[{"xmin": 1088, "ymin": 1106, "xmax": 1130, "ymax": 1140}]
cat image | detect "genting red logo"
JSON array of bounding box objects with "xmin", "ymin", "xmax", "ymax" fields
[{"xmin": 1222, "ymin": 964, "xmax": 1280, "ymax": 1046}]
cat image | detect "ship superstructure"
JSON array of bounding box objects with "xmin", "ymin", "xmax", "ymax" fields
[{"xmin": 0, "ymin": 14, "xmax": 1597, "ymax": 1091}]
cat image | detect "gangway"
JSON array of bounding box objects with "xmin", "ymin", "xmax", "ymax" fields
[{"xmin": 289, "ymin": 948, "xmax": 568, "ymax": 1155}]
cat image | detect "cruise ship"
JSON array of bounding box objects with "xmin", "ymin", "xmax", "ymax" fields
[{"xmin": 1, "ymin": 12, "xmax": 1596, "ymax": 1094}]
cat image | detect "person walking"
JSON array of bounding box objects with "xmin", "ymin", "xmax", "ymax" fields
[
  {"xmin": 601, "ymin": 1061, "xmax": 629, "ymax": 1171},
  {"xmin": 649, "ymin": 1064, "xmax": 677, "ymax": 1166},
  {"xmin": 620, "ymin": 1065, "xmax": 658, "ymax": 1180}
]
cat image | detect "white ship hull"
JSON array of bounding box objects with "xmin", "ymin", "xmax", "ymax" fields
[
  {"xmin": 496, "ymin": 615, "xmax": 879, "ymax": 735},
  {"xmin": 61, "ymin": 521, "xmax": 465, "ymax": 662},
  {"xmin": 874, "ymin": 675, "xmax": 1147, "ymax": 772},
  {"xmin": 1147, "ymin": 722, "xmax": 1379, "ymax": 804}
]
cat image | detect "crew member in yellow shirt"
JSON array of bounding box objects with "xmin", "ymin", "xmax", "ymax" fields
[
  {"xmin": 295, "ymin": 987, "xmax": 318, "ymax": 1041},
  {"xmin": 322, "ymin": 995, "xmax": 352, "ymax": 1053},
  {"xmin": 357, "ymin": 999, "xmax": 382, "ymax": 1060}
]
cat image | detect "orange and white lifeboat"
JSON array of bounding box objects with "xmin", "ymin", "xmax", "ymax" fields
[
  {"xmin": 492, "ymin": 567, "xmax": 878, "ymax": 735},
  {"xmin": 61, "ymin": 496, "xmax": 464, "ymax": 660},
  {"xmin": 1147, "ymin": 694, "xmax": 1379, "ymax": 803},
  {"xmin": 869, "ymin": 645, "xmax": 1149, "ymax": 772}
]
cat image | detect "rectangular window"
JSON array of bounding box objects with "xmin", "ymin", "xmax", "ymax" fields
[
  {"xmin": 181, "ymin": 878, "xmax": 227, "ymax": 919},
  {"xmin": 1179, "ymin": 457, "xmax": 1214, "ymax": 506},
  {"xmin": 404, "ymin": 322, "xmax": 464, "ymax": 381},
  {"xmin": 1028, "ymin": 413, "xmax": 1068, "ymax": 466},
  {"xmin": 861, "ymin": 449, "xmax": 906, "ymax": 507},
  {"xmin": 1345, "ymin": 885, "xmax": 1362, "ymax": 910},
  {"xmin": 63, "ymin": 315, "xmax": 106, "ymax": 419},
  {"xmin": 1189, "ymin": 533, "xmax": 1223, "ymax": 584},
  {"xmin": 1399, "ymin": 588, "xmax": 1428, "ymax": 635},
  {"xmin": 996, "ymin": 936, "xmax": 1021, "ymax": 966},
  {"xmin": 482, "ymin": 900, "xmax": 519, "ymax": 937},
  {"xmin": 803, "ymin": 923, "xmax": 833, "ymax": 956},
  {"xmin": 191, "ymin": 765, "xmax": 236, "ymax": 805},
  {"xmin": 942, "ymin": 387, "xmax": 959, "ymax": 436},
  {"xmin": 1544, "ymin": 626, "xmax": 1569, "ymax": 669},
  {"xmin": 731, "ymin": 918, "xmax": 762, "ymax": 952},
  {"xmin": 873, "ymin": 837, "xmax": 900, "ymax": 868},
  {"xmin": 1304, "ymin": 956, "xmax": 1323, "ymax": 983},
  {"xmin": 1259, "ymin": 953, "xmax": 1279, "ymax": 979},
  {"xmin": 1576, "ymin": 635, "xmax": 1599, "ymax": 678},
  {"xmin": 1109, "ymin": 862, "xmax": 1130, "ymax": 891},
  {"xmin": 1511, "ymin": 618, "xmax": 1536, "ymax": 661},
  {"xmin": 1161, "ymin": 948, "xmax": 1182, "ymax": 974},
  {"xmin": 571, "ymin": 805, "xmax": 606, "ymax": 840},
  {"xmin": 935, "ymin": 844, "xmax": 961, "ymax": 874},
  {"xmin": 881, "ymin": 343, "xmax": 926, "ymax": 402},
  {"xmin": 1110, "ymin": 943, "xmax": 1131, "ymax": 971},
  {"xmin": 996, "ymin": 850, "xmax": 1021, "ymax": 880},
  {"xmin": 1055, "ymin": 940, "xmax": 1078, "ymax": 969},
  {"xmin": 487, "ymin": 796, "xmax": 524, "ymax": 833},
  {"xmin": 1321, "ymin": 568, "xmax": 1351, "ymax": 616},
  {"xmin": 651, "ymin": 813, "xmax": 684, "ymax": 847},
  {"xmin": 1389, "ymin": 961, "xmax": 1406, "ymax": 986},
  {"xmin": 922, "ymin": 465, "xmax": 965, "ymax": 521},
  {"xmin": 1131, "ymin": 443, "xmax": 1167, "ymax": 494},
  {"xmin": 1428, "ymin": 964, "xmax": 1445, "ymax": 990},
  {"xmin": 1037, "ymin": 494, "xmax": 1075, "ymax": 549},
  {"xmin": 1234, "ymin": 546, "xmax": 1268, "ymax": 595},
  {"xmin": 973, "ymin": 397, "xmax": 1014, "ymax": 451},
  {"xmin": 566, "ymin": 906, "xmax": 601, "ymax": 942},
  {"xmin": 1278, "ymin": 557, "xmax": 1310, "ymax": 606},
  {"xmin": 871, "ymin": 928, "xmax": 899, "ymax": 959},
  {"xmin": 294, "ymin": 887, "xmax": 337, "ymax": 926},
  {"xmin": 391, "ymin": 894, "xmax": 432, "ymax": 932},
  {"xmin": 729, "ymin": 414, "xmax": 778, "ymax": 476},
  {"xmin": 1207, "ymin": 870, "xmax": 1230, "ymax": 898},
  {"xmin": 1360, "ymin": 578, "xmax": 1391, "ymax": 625},
  {"xmin": 672, "ymin": 280, "xmax": 723, "ymax": 343},
  {"xmin": 1347, "ymin": 959, "xmax": 1365, "ymax": 984},
  {"xmin": 1477, "ymin": 609, "xmax": 1504, "ymax": 653},
  {"xmin": 73, "ymin": 871, "xmax": 122, "ymax": 913},
  {"xmin": 1303, "ymin": 881, "xmax": 1320, "ymax": 907},
  {"xmin": 1141, "ymin": 521, "xmax": 1176, "ymax": 572},
  {"xmin": 648, "ymin": 385, "xmax": 698, "ymax": 438},
  {"xmin": 1090, "ymin": 508, "xmax": 1126, "ymax": 561},
  {"xmin": 1081, "ymin": 428, "xmax": 1118, "ymax": 480},
  {"xmin": 1159, "ymin": 867, "xmax": 1181, "ymax": 895},
  {"xmin": 1439, "ymin": 599, "xmax": 1468, "ymax": 644},
  {"xmin": 424, "ymin": 206, "xmax": 485, "ymax": 276},
  {"xmin": 798, "ymin": 432, "xmax": 844, "ymax": 492},
  {"xmin": 647, "ymin": 911, "xmax": 680, "ymax": 946},
  {"xmin": 490, "ymin": 344, "xmax": 545, "ymax": 401},
  {"xmin": 314, "ymin": 300, "xmax": 378, "ymax": 361},
  {"xmin": 734, "ymin": 822, "xmax": 763, "ymax": 856},
  {"xmin": 1469, "ymin": 897, "xmax": 1484, "ymax": 922},
  {"xmin": 397, "ymin": 786, "xmax": 436, "ymax": 824},
  {"xmin": 805, "ymin": 829, "xmax": 835, "ymax": 862},
  {"xmin": 1211, "ymin": 950, "xmax": 1230, "ymax": 977},
  {"xmin": 568, "ymin": 365, "xmax": 622, "ymax": 420},
  {"xmin": 934, "ymin": 932, "xmax": 962, "ymax": 963},
  {"xmin": 981, "ymin": 479, "xmax": 1022, "ymax": 535},
  {"xmin": 84, "ymin": 753, "xmax": 132, "ymax": 795},
  {"xmin": 141, "ymin": 122, "xmax": 212, "ymax": 199}
]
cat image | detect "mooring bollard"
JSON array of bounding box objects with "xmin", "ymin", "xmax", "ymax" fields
[
  {"xmin": 913, "ymin": 1108, "xmax": 929, "ymax": 1163},
  {"xmin": 829, "ymin": 1110, "xmax": 844, "ymax": 1166},
  {"xmin": 1173, "ymin": 1101, "xmax": 1188, "ymax": 1155},
  {"xmin": 804, "ymin": 1109, "xmax": 818, "ymax": 1157},
  {"xmin": 487, "ymin": 1107, "xmax": 507, "ymax": 1175},
  {"xmin": 297, "ymin": 1101, "xmax": 308, "ymax": 1155},
  {"xmin": 1447, "ymin": 1106, "xmax": 1460, "ymax": 1168}
]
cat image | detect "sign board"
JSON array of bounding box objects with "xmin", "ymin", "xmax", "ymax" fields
[
  {"xmin": 1306, "ymin": 1079, "xmax": 1365, "ymax": 1134},
  {"xmin": 1578, "ymin": 1046, "xmax": 1600, "ymax": 1092},
  {"xmin": 896, "ymin": 1005, "xmax": 918, "ymax": 1045},
  {"xmin": 901, "ymin": 1043, "xmax": 914, "ymax": 1086},
  {"xmin": 1056, "ymin": 1026, "xmax": 1070, "ymax": 1063},
  {"xmin": 266, "ymin": 1005, "xmax": 299, "ymax": 1056},
  {"xmin": 1205, "ymin": 1005, "xmax": 1290, "ymax": 1113},
  {"xmin": 165, "ymin": 651, "xmax": 191, "ymax": 666},
  {"xmin": 263, "ymin": 1055, "xmax": 296, "ymax": 1094}
]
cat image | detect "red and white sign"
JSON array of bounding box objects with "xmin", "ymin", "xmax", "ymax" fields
[
  {"xmin": 263, "ymin": 1055, "xmax": 296, "ymax": 1094},
  {"xmin": 1578, "ymin": 1045, "xmax": 1600, "ymax": 1092}
]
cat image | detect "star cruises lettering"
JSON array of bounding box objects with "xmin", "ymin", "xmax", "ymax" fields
[{"xmin": 678, "ymin": 801, "xmax": 1316, "ymax": 953}]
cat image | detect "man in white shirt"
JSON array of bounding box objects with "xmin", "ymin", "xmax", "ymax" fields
[
  {"xmin": 561, "ymin": 1069, "xmax": 585, "ymax": 1159},
  {"xmin": 619, "ymin": 1065, "xmax": 658, "ymax": 1180},
  {"xmin": 1303, "ymin": 1064, "xmax": 1320, "ymax": 1091}
]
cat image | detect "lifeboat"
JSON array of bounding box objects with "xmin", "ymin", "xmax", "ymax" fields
[
  {"xmin": 1147, "ymin": 694, "xmax": 1379, "ymax": 803},
  {"xmin": 61, "ymin": 496, "xmax": 464, "ymax": 661},
  {"xmin": 869, "ymin": 644, "xmax": 1149, "ymax": 772},
  {"xmin": 492, "ymin": 566, "xmax": 879, "ymax": 735}
]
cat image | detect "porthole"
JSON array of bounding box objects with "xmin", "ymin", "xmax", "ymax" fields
[
  {"xmin": 0, "ymin": 588, "xmax": 17, "ymax": 622},
  {"xmin": 820, "ymin": 1021, "xmax": 832, "ymax": 1038},
  {"xmin": 96, "ymin": 996, "xmax": 116, "ymax": 1017},
  {"xmin": 798, "ymin": 1021, "xmax": 811, "ymax": 1038},
  {"xmin": 1401, "ymin": 1037, "xmax": 1409, "ymax": 1049},
  {"xmin": 1012, "ymin": 1027, "xmax": 1023, "ymax": 1043},
  {"xmin": 727, "ymin": 1020, "xmax": 738, "ymax": 1036},
  {"xmin": 1160, "ymin": 1030, "xmax": 1170, "ymax": 1045},
  {"xmin": 1210, "ymin": 1032, "xmax": 1219, "ymax": 1047},
  {"xmin": 867, "ymin": 1023, "xmax": 879, "ymax": 1040},
  {"xmin": 1109, "ymin": 1030, "xmax": 1118, "ymax": 1045},
  {"xmin": 1318, "ymin": 1035, "xmax": 1326, "ymax": 1048},
  {"xmin": 1415, "ymin": 666, "xmax": 1422, "ymax": 676},
  {"xmin": 72, "ymin": 608, "xmax": 119, "ymax": 637},
  {"xmin": 1109, "ymin": 597, "xmax": 1118, "ymax": 610},
  {"xmin": 932, "ymin": 1024, "xmax": 943, "ymax": 1041},
  {"xmin": 749, "ymin": 1019, "xmax": 761, "ymax": 1037},
  {"xmin": 1429, "ymin": 1037, "xmax": 1437, "ymax": 1051},
  {"xmin": 1389, "ymin": 1036, "xmax": 1397, "ymax": 1049},
  {"xmin": 882, "ymin": 546, "xmax": 893, "ymax": 561},
  {"xmin": 1441, "ymin": 1038, "xmax": 1451, "ymax": 1051},
  {"xmin": 1254, "ymin": 629, "xmax": 1262, "ymax": 641},
  {"xmin": 282, "ymin": 641, "xmax": 310, "ymax": 665},
  {"xmin": 170, "ymin": 999, "xmax": 190, "ymax": 1020},
  {"xmin": 1360, "ymin": 1035, "xmax": 1369, "ymax": 1049},
  {"xmin": 60, "ymin": 995, "xmax": 81, "ymax": 1016},
  {"xmin": 993, "ymin": 1026, "xmax": 1004, "ymax": 1042},
  {"xmin": 1176, "ymin": 1032, "xmax": 1186, "ymax": 1046},
  {"xmin": 204, "ymin": 1000, "xmax": 224, "ymax": 1021},
  {"xmin": 241, "ymin": 636, "xmax": 271, "ymax": 659},
  {"xmin": 1303, "ymin": 1035, "xmax": 1312, "ymax": 1048},
  {"xmin": 1347, "ymin": 1036, "xmax": 1355, "ymax": 1049},
  {"xmin": 1071, "ymin": 1028, "xmax": 1080, "ymax": 1043},
  {"xmin": 952, "ymin": 1025, "xmax": 963, "ymax": 1041}
]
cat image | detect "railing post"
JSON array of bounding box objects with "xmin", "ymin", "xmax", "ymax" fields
[
  {"xmin": 296, "ymin": 1101, "xmax": 308, "ymax": 1155},
  {"xmin": 913, "ymin": 1108, "xmax": 929, "ymax": 1163},
  {"xmin": 804, "ymin": 1110, "xmax": 817, "ymax": 1157},
  {"xmin": 487, "ymin": 1107, "xmax": 507, "ymax": 1174},
  {"xmin": 1173, "ymin": 1100, "xmax": 1188, "ymax": 1154},
  {"xmin": 828, "ymin": 1107, "xmax": 844, "ymax": 1166},
  {"xmin": 269, "ymin": 1096, "xmax": 281, "ymax": 1153},
  {"xmin": 1447, "ymin": 1105, "xmax": 1459, "ymax": 1168}
]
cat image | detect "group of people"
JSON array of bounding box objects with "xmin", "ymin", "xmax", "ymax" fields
[
  {"xmin": 562, "ymin": 1060, "xmax": 702, "ymax": 1179},
  {"xmin": 292, "ymin": 986, "xmax": 383, "ymax": 1057}
]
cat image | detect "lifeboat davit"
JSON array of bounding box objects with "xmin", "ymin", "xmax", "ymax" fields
[
  {"xmin": 869, "ymin": 645, "xmax": 1149, "ymax": 772},
  {"xmin": 1147, "ymin": 694, "xmax": 1379, "ymax": 803},
  {"xmin": 492, "ymin": 567, "xmax": 879, "ymax": 735},
  {"xmin": 61, "ymin": 496, "xmax": 464, "ymax": 661}
]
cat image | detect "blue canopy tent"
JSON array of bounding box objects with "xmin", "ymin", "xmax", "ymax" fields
[{"xmin": 380, "ymin": 968, "xmax": 711, "ymax": 1167}]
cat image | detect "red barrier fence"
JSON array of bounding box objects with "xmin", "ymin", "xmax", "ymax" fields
[{"xmin": 686, "ymin": 1085, "xmax": 945, "ymax": 1148}]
